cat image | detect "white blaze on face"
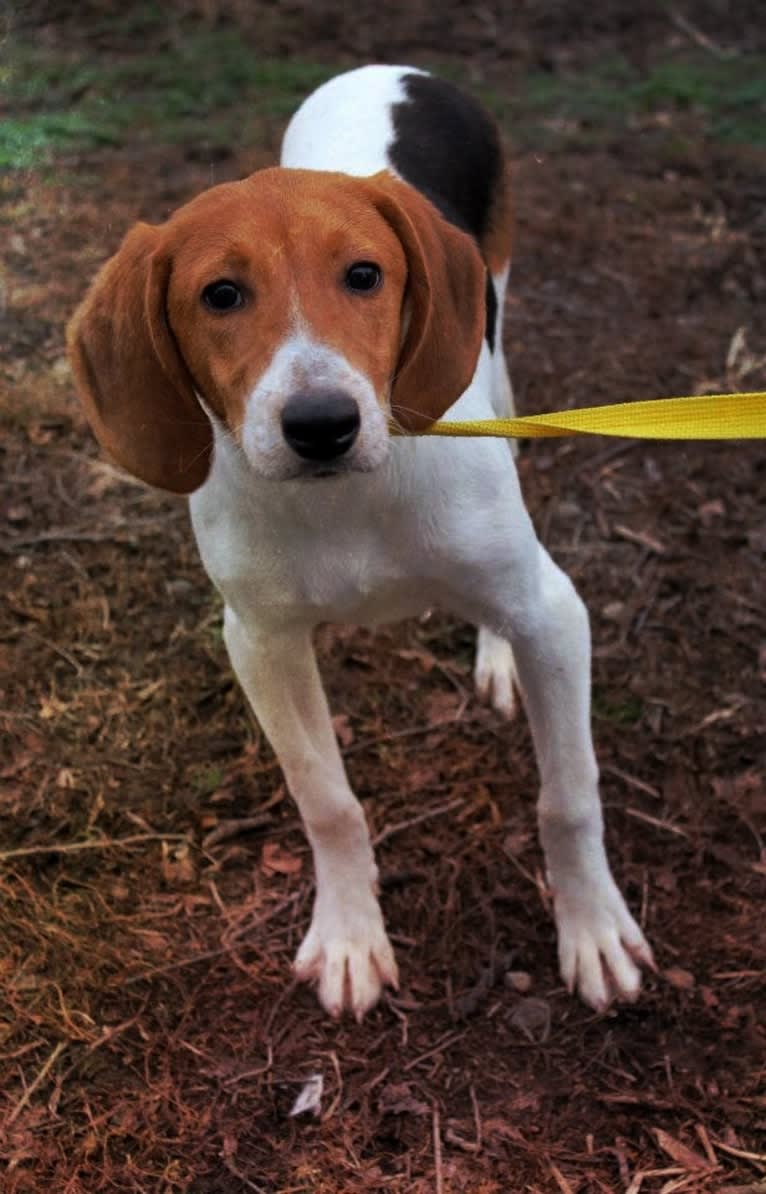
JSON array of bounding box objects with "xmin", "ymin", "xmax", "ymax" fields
[{"xmin": 240, "ymin": 330, "xmax": 390, "ymax": 480}]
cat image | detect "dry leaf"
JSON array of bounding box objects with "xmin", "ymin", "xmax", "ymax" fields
[
  {"xmin": 664, "ymin": 967, "xmax": 696, "ymax": 991},
  {"xmin": 503, "ymin": 830, "xmax": 533, "ymax": 857},
  {"xmin": 424, "ymin": 690, "xmax": 462, "ymax": 725},
  {"xmin": 332, "ymin": 713, "xmax": 355, "ymax": 747},
  {"xmin": 137, "ymin": 930, "xmax": 171, "ymax": 954},
  {"xmin": 653, "ymin": 1128, "xmax": 712, "ymax": 1171},
  {"xmin": 379, "ymin": 1082, "xmax": 430, "ymax": 1117},
  {"xmin": 160, "ymin": 842, "xmax": 196, "ymax": 885},
  {"xmin": 509, "ymin": 997, "xmax": 551, "ymax": 1042},
  {"xmin": 482, "ymin": 1117, "xmax": 526, "ymax": 1144},
  {"xmin": 0, "ymin": 750, "xmax": 39, "ymax": 780},
  {"xmin": 697, "ymin": 499, "xmax": 725, "ymax": 526},
  {"xmin": 261, "ymin": 841, "xmax": 303, "ymax": 876},
  {"xmin": 505, "ymin": 970, "xmax": 533, "ymax": 993},
  {"xmin": 396, "ymin": 646, "xmax": 438, "ymax": 673},
  {"xmin": 405, "ymin": 763, "xmax": 441, "ymax": 793},
  {"xmin": 39, "ymin": 695, "xmax": 68, "ymax": 720}
]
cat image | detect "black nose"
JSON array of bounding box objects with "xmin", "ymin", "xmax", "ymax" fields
[{"xmin": 281, "ymin": 391, "xmax": 361, "ymax": 461}]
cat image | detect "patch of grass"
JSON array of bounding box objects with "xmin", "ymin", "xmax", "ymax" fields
[
  {"xmin": 3, "ymin": 34, "xmax": 766, "ymax": 171},
  {"xmin": 190, "ymin": 764, "xmax": 225, "ymax": 797},
  {"xmin": 0, "ymin": 113, "xmax": 123, "ymax": 169},
  {"xmin": 635, "ymin": 57, "xmax": 766, "ymax": 143},
  {"xmin": 592, "ymin": 689, "xmax": 644, "ymax": 727},
  {"xmin": 1, "ymin": 32, "xmax": 334, "ymax": 168},
  {"xmin": 479, "ymin": 53, "xmax": 766, "ymax": 149}
]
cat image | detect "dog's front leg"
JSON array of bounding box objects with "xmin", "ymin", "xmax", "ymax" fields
[
  {"xmin": 223, "ymin": 606, "xmax": 398, "ymax": 1019},
  {"xmin": 470, "ymin": 545, "xmax": 655, "ymax": 1010}
]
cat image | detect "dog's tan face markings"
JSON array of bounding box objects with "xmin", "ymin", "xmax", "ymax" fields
[{"xmin": 164, "ymin": 169, "xmax": 409, "ymax": 438}]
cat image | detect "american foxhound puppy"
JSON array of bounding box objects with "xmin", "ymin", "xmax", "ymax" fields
[{"xmin": 68, "ymin": 66, "xmax": 654, "ymax": 1019}]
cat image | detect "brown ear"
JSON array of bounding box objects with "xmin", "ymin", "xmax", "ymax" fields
[
  {"xmin": 67, "ymin": 222, "xmax": 212, "ymax": 493},
  {"xmin": 368, "ymin": 173, "xmax": 487, "ymax": 431}
]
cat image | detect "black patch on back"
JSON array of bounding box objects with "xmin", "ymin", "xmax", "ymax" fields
[
  {"xmin": 388, "ymin": 73, "xmax": 502, "ymax": 243},
  {"xmin": 389, "ymin": 72, "xmax": 503, "ymax": 350},
  {"xmin": 484, "ymin": 271, "xmax": 497, "ymax": 353}
]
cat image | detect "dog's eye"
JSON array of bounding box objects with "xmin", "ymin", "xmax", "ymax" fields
[
  {"xmin": 201, "ymin": 280, "xmax": 245, "ymax": 312},
  {"xmin": 345, "ymin": 262, "xmax": 382, "ymax": 293}
]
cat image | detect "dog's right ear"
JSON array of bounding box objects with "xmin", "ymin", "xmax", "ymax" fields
[
  {"xmin": 365, "ymin": 172, "xmax": 487, "ymax": 432},
  {"xmin": 67, "ymin": 222, "xmax": 212, "ymax": 493}
]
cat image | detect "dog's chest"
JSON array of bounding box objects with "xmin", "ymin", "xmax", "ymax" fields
[
  {"xmin": 268, "ymin": 510, "xmax": 435, "ymax": 621},
  {"xmin": 189, "ymin": 425, "xmax": 522, "ymax": 631},
  {"xmin": 190, "ymin": 468, "xmax": 439, "ymax": 628}
]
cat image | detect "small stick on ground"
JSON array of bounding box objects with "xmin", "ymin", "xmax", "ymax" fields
[
  {"xmin": 625, "ymin": 808, "xmax": 689, "ymax": 838},
  {"xmin": 669, "ymin": 8, "xmax": 736, "ymax": 58},
  {"xmin": 710, "ymin": 1139, "xmax": 766, "ymax": 1166},
  {"xmin": 202, "ymin": 814, "xmax": 273, "ymax": 849},
  {"xmin": 322, "ymin": 1050, "xmax": 344, "ymax": 1121},
  {"xmin": 603, "ymin": 764, "xmax": 661, "ymax": 800},
  {"xmin": 372, "ymin": 797, "xmax": 465, "ymax": 848},
  {"xmin": 7, "ymin": 1040, "xmax": 67, "ymax": 1126},
  {"xmin": 695, "ymin": 1123, "xmax": 718, "ymax": 1168},
  {"xmin": 550, "ymin": 1164, "xmax": 576, "ymax": 1194},
  {"xmin": 470, "ymin": 1084, "xmax": 483, "ymax": 1152},
  {"xmin": 125, "ymin": 892, "xmax": 300, "ymax": 984},
  {"xmin": 0, "ymin": 832, "xmax": 192, "ymax": 863},
  {"xmin": 404, "ymin": 1029, "xmax": 466, "ymax": 1073},
  {"xmin": 433, "ymin": 1103, "xmax": 444, "ymax": 1194}
]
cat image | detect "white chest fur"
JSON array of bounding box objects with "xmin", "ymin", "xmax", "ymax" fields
[{"xmin": 189, "ymin": 364, "xmax": 526, "ymax": 632}]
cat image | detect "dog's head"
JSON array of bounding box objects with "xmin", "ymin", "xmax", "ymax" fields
[{"xmin": 67, "ymin": 168, "xmax": 487, "ymax": 492}]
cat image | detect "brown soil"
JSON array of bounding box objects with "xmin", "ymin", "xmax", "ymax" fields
[{"xmin": 1, "ymin": 6, "xmax": 765, "ymax": 1192}]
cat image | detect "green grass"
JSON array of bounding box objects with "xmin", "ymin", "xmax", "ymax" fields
[
  {"xmin": 2, "ymin": 31, "xmax": 766, "ymax": 171},
  {"xmin": 190, "ymin": 764, "xmax": 225, "ymax": 797},
  {"xmin": 0, "ymin": 32, "xmax": 334, "ymax": 169},
  {"xmin": 592, "ymin": 689, "xmax": 644, "ymax": 727},
  {"xmin": 1, "ymin": 113, "xmax": 124, "ymax": 169},
  {"xmin": 481, "ymin": 54, "xmax": 766, "ymax": 149}
]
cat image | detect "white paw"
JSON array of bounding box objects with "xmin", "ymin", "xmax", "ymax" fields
[
  {"xmin": 474, "ymin": 626, "xmax": 518, "ymax": 718},
  {"xmin": 554, "ymin": 879, "xmax": 655, "ymax": 1011},
  {"xmin": 294, "ymin": 896, "xmax": 399, "ymax": 1020}
]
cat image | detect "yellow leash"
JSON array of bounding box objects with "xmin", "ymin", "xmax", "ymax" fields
[{"xmin": 398, "ymin": 391, "xmax": 766, "ymax": 440}]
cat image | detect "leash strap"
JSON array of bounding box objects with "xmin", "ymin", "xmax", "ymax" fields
[{"xmin": 396, "ymin": 392, "xmax": 766, "ymax": 440}]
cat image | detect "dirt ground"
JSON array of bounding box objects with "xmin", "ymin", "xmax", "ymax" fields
[{"xmin": 1, "ymin": 4, "xmax": 765, "ymax": 1192}]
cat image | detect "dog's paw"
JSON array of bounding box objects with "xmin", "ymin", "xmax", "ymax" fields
[
  {"xmin": 294, "ymin": 898, "xmax": 399, "ymax": 1021},
  {"xmin": 474, "ymin": 626, "xmax": 518, "ymax": 718},
  {"xmin": 554, "ymin": 880, "xmax": 655, "ymax": 1012}
]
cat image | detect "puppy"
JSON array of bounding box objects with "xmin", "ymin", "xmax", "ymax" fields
[{"xmin": 68, "ymin": 65, "xmax": 654, "ymax": 1019}]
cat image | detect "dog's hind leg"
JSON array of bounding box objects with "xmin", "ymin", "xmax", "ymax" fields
[
  {"xmin": 474, "ymin": 624, "xmax": 519, "ymax": 718},
  {"xmin": 474, "ymin": 264, "xmax": 521, "ymax": 716}
]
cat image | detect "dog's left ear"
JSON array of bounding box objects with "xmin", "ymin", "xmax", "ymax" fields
[{"xmin": 367, "ymin": 172, "xmax": 487, "ymax": 430}]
